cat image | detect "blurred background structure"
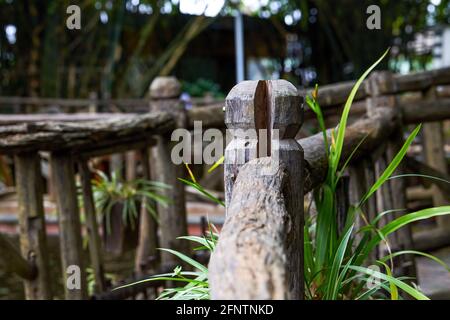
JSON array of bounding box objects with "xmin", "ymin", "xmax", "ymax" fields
[{"xmin": 1, "ymin": 0, "xmax": 450, "ymax": 99}]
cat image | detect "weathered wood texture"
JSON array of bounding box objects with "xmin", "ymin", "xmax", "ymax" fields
[
  {"xmin": 14, "ymin": 152, "xmax": 52, "ymax": 299},
  {"xmin": 50, "ymin": 153, "xmax": 87, "ymax": 299},
  {"xmin": 413, "ymin": 228, "xmax": 450, "ymax": 252},
  {"xmin": 135, "ymin": 148, "xmax": 159, "ymax": 274},
  {"xmin": 184, "ymin": 93, "xmax": 450, "ymax": 126},
  {"xmin": 210, "ymin": 158, "xmax": 301, "ymax": 299},
  {"xmin": 0, "ymin": 113, "xmax": 174, "ymax": 154},
  {"xmin": 422, "ymin": 87, "xmax": 450, "ymax": 229},
  {"xmin": 224, "ymin": 80, "xmax": 260, "ymax": 208},
  {"xmin": 404, "ymin": 157, "xmax": 450, "ymax": 199},
  {"xmin": 213, "ymin": 79, "xmax": 304, "ymax": 300},
  {"xmin": 0, "ymin": 232, "xmax": 35, "ymax": 281},
  {"xmin": 365, "ymin": 71, "xmax": 416, "ymax": 278},
  {"xmin": 0, "ymin": 113, "xmax": 130, "ymax": 125},
  {"xmin": 78, "ymin": 160, "xmax": 106, "ymax": 293},
  {"xmin": 149, "ymin": 77, "xmax": 188, "ymax": 267},
  {"xmin": 386, "ymin": 134, "xmax": 417, "ymax": 278}
]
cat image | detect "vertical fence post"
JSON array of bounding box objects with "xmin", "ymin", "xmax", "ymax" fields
[
  {"xmin": 14, "ymin": 152, "xmax": 52, "ymax": 299},
  {"xmin": 50, "ymin": 152, "xmax": 87, "ymax": 299},
  {"xmin": 135, "ymin": 147, "xmax": 159, "ymax": 274},
  {"xmin": 211, "ymin": 79, "xmax": 304, "ymax": 299},
  {"xmin": 78, "ymin": 160, "xmax": 106, "ymax": 293},
  {"xmin": 423, "ymin": 86, "xmax": 450, "ymax": 230},
  {"xmin": 365, "ymin": 71, "xmax": 416, "ymax": 277},
  {"xmin": 148, "ymin": 76, "xmax": 188, "ymax": 267}
]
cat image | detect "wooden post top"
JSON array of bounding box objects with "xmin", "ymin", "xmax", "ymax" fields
[
  {"xmin": 225, "ymin": 80, "xmax": 304, "ymax": 139},
  {"xmin": 149, "ymin": 76, "xmax": 181, "ymax": 99},
  {"xmin": 365, "ymin": 71, "xmax": 396, "ymax": 96}
]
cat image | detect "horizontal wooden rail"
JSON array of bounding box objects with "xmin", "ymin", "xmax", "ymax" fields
[
  {"xmin": 0, "ymin": 113, "xmax": 174, "ymax": 154},
  {"xmin": 0, "ymin": 113, "xmax": 131, "ymax": 125},
  {"xmin": 301, "ymin": 107, "xmax": 398, "ymax": 193},
  {"xmin": 0, "ymin": 96, "xmax": 222, "ymax": 109}
]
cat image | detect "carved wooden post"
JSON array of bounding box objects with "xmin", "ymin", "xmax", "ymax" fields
[
  {"xmin": 211, "ymin": 80, "xmax": 304, "ymax": 299},
  {"xmin": 78, "ymin": 160, "xmax": 106, "ymax": 293},
  {"xmin": 50, "ymin": 152, "xmax": 88, "ymax": 299},
  {"xmin": 149, "ymin": 76, "xmax": 188, "ymax": 267},
  {"xmin": 135, "ymin": 147, "xmax": 159, "ymax": 274},
  {"xmin": 14, "ymin": 152, "xmax": 52, "ymax": 299},
  {"xmin": 423, "ymin": 86, "xmax": 450, "ymax": 230}
]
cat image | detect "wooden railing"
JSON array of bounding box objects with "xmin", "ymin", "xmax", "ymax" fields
[
  {"xmin": 0, "ymin": 67, "xmax": 449, "ymax": 300},
  {"xmin": 208, "ymin": 69, "xmax": 450, "ymax": 299}
]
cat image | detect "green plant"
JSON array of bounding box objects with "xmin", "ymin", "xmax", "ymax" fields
[
  {"xmin": 304, "ymin": 49, "xmax": 450, "ymax": 300},
  {"xmin": 113, "ymin": 163, "xmax": 221, "ymax": 300},
  {"xmin": 115, "ymin": 226, "xmax": 218, "ymax": 300},
  {"xmin": 182, "ymin": 78, "xmax": 224, "ymax": 98},
  {"xmin": 92, "ymin": 170, "xmax": 170, "ymax": 233},
  {"xmin": 86, "ymin": 268, "xmax": 115, "ymax": 297},
  {"xmin": 178, "ymin": 162, "xmax": 225, "ymax": 207}
]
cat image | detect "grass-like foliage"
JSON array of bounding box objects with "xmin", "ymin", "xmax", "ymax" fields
[
  {"xmin": 92, "ymin": 170, "xmax": 170, "ymax": 233},
  {"xmin": 114, "ymin": 227, "xmax": 218, "ymax": 300},
  {"xmin": 304, "ymin": 49, "xmax": 450, "ymax": 300}
]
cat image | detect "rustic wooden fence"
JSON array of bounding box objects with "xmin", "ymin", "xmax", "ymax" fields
[{"xmin": 0, "ymin": 68, "xmax": 449, "ymax": 299}]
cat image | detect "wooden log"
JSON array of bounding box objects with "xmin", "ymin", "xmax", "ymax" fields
[
  {"xmin": 78, "ymin": 160, "xmax": 106, "ymax": 293},
  {"xmin": 125, "ymin": 151, "xmax": 137, "ymax": 181},
  {"xmin": 135, "ymin": 148, "xmax": 159, "ymax": 274},
  {"xmin": 14, "ymin": 152, "xmax": 52, "ymax": 299},
  {"xmin": 394, "ymin": 67, "xmax": 450, "ymax": 92},
  {"xmin": 0, "ymin": 232, "xmax": 35, "ymax": 280},
  {"xmin": 0, "ymin": 113, "xmax": 131, "ymax": 125},
  {"xmin": 0, "ymin": 113, "xmax": 175, "ymax": 154},
  {"xmin": 413, "ymin": 228, "xmax": 450, "ymax": 252},
  {"xmin": 299, "ymin": 80, "xmax": 368, "ymax": 108},
  {"xmin": 401, "ymin": 98, "xmax": 450, "ymax": 124},
  {"xmin": 366, "ymin": 70, "xmax": 416, "ymax": 277},
  {"xmin": 422, "ymin": 87, "xmax": 450, "ymax": 230},
  {"xmin": 148, "ymin": 77, "xmax": 188, "ymax": 268},
  {"xmin": 436, "ymin": 84, "xmax": 450, "ymax": 98},
  {"xmin": 0, "ymin": 96, "xmax": 147, "ymax": 109},
  {"xmin": 50, "ymin": 152, "xmax": 88, "ymax": 299},
  {"xmin": 175, "ymin": 91, "xmax": 450, "ymax": 129},
  {"xmin": 387, "ymin": 134, "xmax": 417, "ymax": 278},
  {"xmin": 209, "ymin": 158, "xmax": 301, "ymax": 299},
  {"xmin": 77, "ymin": 136, "xmax": 156, "ymax": 159},
  {"xmin": 406, "ymin": 186, "xmax": 434, "ymax": 201},
  {"xmin": 363, "ymin": 158, "xmax": 379, "ymax": 262},
  {"xmin": 348, "ymin": 162, "xmax": 368, "ymax": 244},
  {"xmin": 404, "ymin": 156, "xmax": 450, "ymax": 198}
]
